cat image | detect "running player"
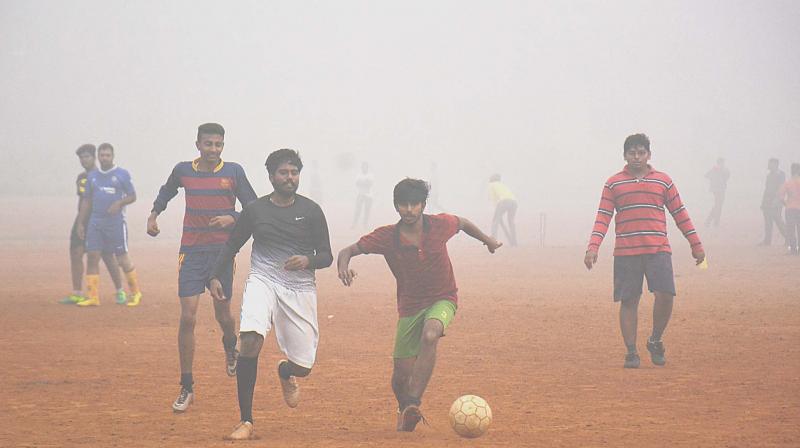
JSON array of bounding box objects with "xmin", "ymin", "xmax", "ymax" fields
[
  {"xmin": 208, "ymin": 148, "xmax": 332, "ymax": 440},
  {"xmin": 147, "ymin": 123, "xmax": 257, "ymax": 413},
  {"xmin": 337, "ymin": 178, "xmax": 501, "ymax": 432},
  {"xmin": 584, "ymin": 133, "xmax": 705, "ymax": 368},
  {"xmin": 75, "ymin": 143, "xmax": 142, "ymax": 308},
  {"xmin": 60, "ymin": 144, "xmax": 126, "ymax": 304}
]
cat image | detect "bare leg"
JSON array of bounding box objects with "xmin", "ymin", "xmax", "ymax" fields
[
  {"xmin": 406, "ymin": 319, "xmax": 444, "ymax": 404},
  {"xmin": 70, "ymin": 244, "xmax": 85, "ymax": 292},
  {"xmin": 619, "ymin": 296, "xmax": 640, "ymax": 350},
  {"xmin": 392, "ymin": 357, "xmax": 415, "ymax": 410},
  {"xmin": 100, "ymin": 252, "xmax": 123, "ymax": 289},
  {"xmin": 651, "ymin": 292, "xmax": 674, "ymax": 341},
  {"xmin": 178, "ymin": 295, "xmax": 201, "ymax": 374},
  {"xmin": 212, "ymin": 298, "xmax": 236, "ymax": 340},
  {"xmin": 86, "ymin": 251, "xmax": 101, "ymax": 275},
  {"xmin": 116, "ymin": 252, "xmax": 135, "ymax": 273}
]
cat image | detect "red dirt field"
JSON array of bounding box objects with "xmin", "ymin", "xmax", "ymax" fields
[{"xmin": 1, "ymin": 238, "xmax": 799, "ymax": 447}]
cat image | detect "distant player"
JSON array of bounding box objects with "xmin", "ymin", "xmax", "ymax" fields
[
  {"xmin": 75, "ymin": 143, "xmax": 142, "ymax": 308},
  {"xmin": 760, "ymin": 158, "xmax": 786, "ymax": 246},
  {"xmin": 147, "ymin": 123, "xmax": 257, "ymax": 413},
  {"xmin": 704, "ymin": 157, "xmax": 730, "ymax": 228},
  {"xmin": 60, "ymin": 144, "xmax": 126, "ymax": 305},
  {"xmin": 584, "ymin": 133, "xmax": 705, "ymax": 368},
  {"xmin": 337, "ymin": 178, "xmax": 501, "ymax": 432},
  {"xmin": 778, "ymin": 163, "xmax": 800, "ymax": 255},
  {"xmin": 208, "ymin": 149, "xmax": 332, "ymax": 440},
  {"xmin": 351, "ymin": 161, "xmax": 374, "ymax": 229},
  {"xmin": 488, "ymin": 173, "xmax": 518, "ymax": 247}
]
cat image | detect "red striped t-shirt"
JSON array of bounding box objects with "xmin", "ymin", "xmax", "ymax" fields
[{"xmin": 587, "ymin": 165, "xmax": 703, "ymax": 257}]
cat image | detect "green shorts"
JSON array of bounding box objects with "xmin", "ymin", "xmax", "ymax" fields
[{"xmin": 393, "ymin": 300, "xmax": 457, "ymax": 359}]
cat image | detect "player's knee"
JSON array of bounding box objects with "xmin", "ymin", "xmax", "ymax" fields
[
  {"xmin": 239, "ymin": 332, "xmax": 263, "ymax": 357},
  {"xmin": 292, "ymin": 363, "xmax": 312, "ymax": 377},
  {"xmin": 421, "ymin": 327, "xmax": 443, "ymax": 346},
  {"xmin": 179, "ymin": 313, "xmax": 197, "ymax": 330}
]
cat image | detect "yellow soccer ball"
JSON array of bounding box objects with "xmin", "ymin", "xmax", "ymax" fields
[{"xmin": 448, "ymin": 394, "xmax": 492, "ymax": 438}]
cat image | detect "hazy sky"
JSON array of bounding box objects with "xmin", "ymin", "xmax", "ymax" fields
[{"xmin": 1, "ymin": 0, "xmax": 798, "ymax": 243}]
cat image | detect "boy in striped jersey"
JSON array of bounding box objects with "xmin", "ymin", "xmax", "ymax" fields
[
  {"xmin": 147, "ymin": 123, "xmax": 257, "ymax": 412},
  {"xmin": 584, "ymin": 134, "xmax": 705, "ymax": 368}
]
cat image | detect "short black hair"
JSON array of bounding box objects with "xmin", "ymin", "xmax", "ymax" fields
[
  {"xmin": 623, "ymin": 133, "xmax": 650, "ymax": 154},
  {"xmin": 97, "ymin": 142, "xmax": 114, "ymax": 155},
  {"xmin": 197, "ymin": 123, "xmax": 225, "ymax": 140},
  {"xmin": 75, "ymin": 143, "xmax": 96, "ymax": 157},
  {"xmin": 489, "ymin": 173, "xmax": 501, "ymax": 182},
  {"xmin": 265, "ymin": 148, "xmax": 303, "ymax": 176},
  {"xmin": 393, "ymin": 178, "xmax": 429, "ymax": 205}
]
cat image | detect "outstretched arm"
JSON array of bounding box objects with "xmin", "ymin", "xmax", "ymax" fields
[
  {"xmin": 457, "ymin": 216, "xmax": 502, "ymax": 253},
  {"xmin": 336, "ymin": 243, "xmax": 363, "ymax": 286}
]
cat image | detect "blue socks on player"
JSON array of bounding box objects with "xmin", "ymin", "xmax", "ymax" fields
[
  {"xmin": 223, "ymin": 334, "xmax": 237, "ymax": 352},
  {"xmin": 626, "ymin": 343, "xmax": 637, "ymax": 354}
]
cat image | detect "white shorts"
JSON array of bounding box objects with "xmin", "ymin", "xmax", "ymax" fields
[{"xmin": 239, "ymin": 273, "xmax": 319, "ymax": 368}]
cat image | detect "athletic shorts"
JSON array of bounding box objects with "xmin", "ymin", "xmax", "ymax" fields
[
  {"xmin": 239, "ymin": 274, "xmax": 319, "ymax": 369},
  {"xmin": 178, "ymin": 249, "xmax": 233, "ymax": 299},
  {"xmin": 70, "ymin": 219, "xmax": 83, "ymax": 250},
  {"xmin": 394, "ymin": 299, "xmax": 457, "ymax": 359},
  {"xmin": 85, "ymin": 219, "xmax": 128, "ymax": 255},
  {"xmin": 613, "ymin": 252, "xmax": 676, "ymax": 302}
]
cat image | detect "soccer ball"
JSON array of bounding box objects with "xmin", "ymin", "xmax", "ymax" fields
[{"xmin": 448, "ymin": 395, "xmax": 492, "ymax": 438}]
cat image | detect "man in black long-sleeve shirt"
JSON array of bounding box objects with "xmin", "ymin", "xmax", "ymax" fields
[{"xmin": 209, "ymin": 149, "xmax": 332, "ymax": 441}]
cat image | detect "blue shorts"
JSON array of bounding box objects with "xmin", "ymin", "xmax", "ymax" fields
[
  {"xmin": 613, "ymin": 252, "xmax": 676, "ymax": 302},
  {"xmin": 178, "ymin": 250, "xmax": 234, "ymax": 299},
  {"xmin": 85, "ymin": 219, "xmax": 128, "ymax": 255}
]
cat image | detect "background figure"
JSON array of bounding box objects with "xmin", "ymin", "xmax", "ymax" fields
[
  {"xmin": 779, "ymin": 163, "xmax": 800, "ymax": 255},
  {"xmin": 704, "ymin": 158, "xmax": 730, "ymax": 228},
  {"xmin": 351, "ymin": 162, "xmax": 374, "ymax": 229},
  {"xmin": 488, "ymin": 174, "xmax": 518, "ymax": 246},
  {"xmin": 760, "ymin": 158, "xmax": 786, "ymax": 246},
  {"xmin": 60, "ymin": 144, "xmax": 125, "ymax": 304}
]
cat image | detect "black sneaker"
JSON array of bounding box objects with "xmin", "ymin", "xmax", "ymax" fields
[
  {"xmin": 624, "ymin": 352, "xmax": 640, "ymax": 369},
  {"xmin": 647, "ymin": 339, "xmax": 666, "ymax": 366}
]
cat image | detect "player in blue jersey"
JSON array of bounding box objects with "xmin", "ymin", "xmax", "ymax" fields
[
  {"xmin": 76, "ymin": 143, "xmax": 142, "ymax": 307},
  {"xmin": 59, "ymin": 144, "xmax": 126, "ymax": 305}
]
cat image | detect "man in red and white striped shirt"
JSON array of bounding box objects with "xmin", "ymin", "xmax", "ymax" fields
[{"xmin": 584, "ymin": 133, "xmax": 705, "ymax": 369}]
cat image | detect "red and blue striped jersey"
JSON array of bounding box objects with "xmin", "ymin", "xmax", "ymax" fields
[
  {"xmin": 152, "ymin": 159, "xmax": 257, "ymax": 253},
  {"xmin": 588, "ymin": 165, "xmax": 703, "ymax": 257}
]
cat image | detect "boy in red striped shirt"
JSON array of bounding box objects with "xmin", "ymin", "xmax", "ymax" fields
[{"xmin": 584, "ymin": 134, "xmax": 705, "ymax": 368}]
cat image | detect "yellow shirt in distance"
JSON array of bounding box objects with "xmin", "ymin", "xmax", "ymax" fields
[{"xmin": 488, "ymin": 181, "xmax": 516, "ymax": 204}]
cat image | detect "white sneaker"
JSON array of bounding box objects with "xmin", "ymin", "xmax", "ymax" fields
[
  {"xmin": 172, "ymin": 387, "xmax": 194, "ymax": 413},
  {"xmin": 277, "ymin": 360, "xmax": 300, "ymax": 408},
  {"xmin": 225, "ymin": 421, "xmax": 257, "ymax": 440}
]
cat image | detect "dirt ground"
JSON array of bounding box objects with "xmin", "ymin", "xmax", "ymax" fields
[{"xmin": 1, "ymin": 234, "xmax": 799, "ymax": 447}]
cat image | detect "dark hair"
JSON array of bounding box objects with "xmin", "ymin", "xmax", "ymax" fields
[
  {"xmin": 393, "ymin": 178, "xmax": 429, "ymax": 205},
  {"xmin": 197, "ymin": 123, "xmax": 225, "ymax": 140},
  {"xmin": 769, "ymin": 158, "xmax": 779, "ymax": 165},
  {"xmin": 791, "ymin": 163, "xmax": 800, "ymax": 176},
  {"xmin": 97, "ymin": 142, "xmax": 114, "ymax": 155},
  {"xmin": 623, "ymin": 133, "xmax": 650, "ymax": 154},
  {"xmin": 489, "ymin": 173, "xmax": 501, "ymax": 182},
  {"xmin": 265, "ymin": 148, "xmax": 303, "ymax": 176},
  {"xmin": 75, "ymin": 143, "xmax": 96, "ymax": 157}
]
